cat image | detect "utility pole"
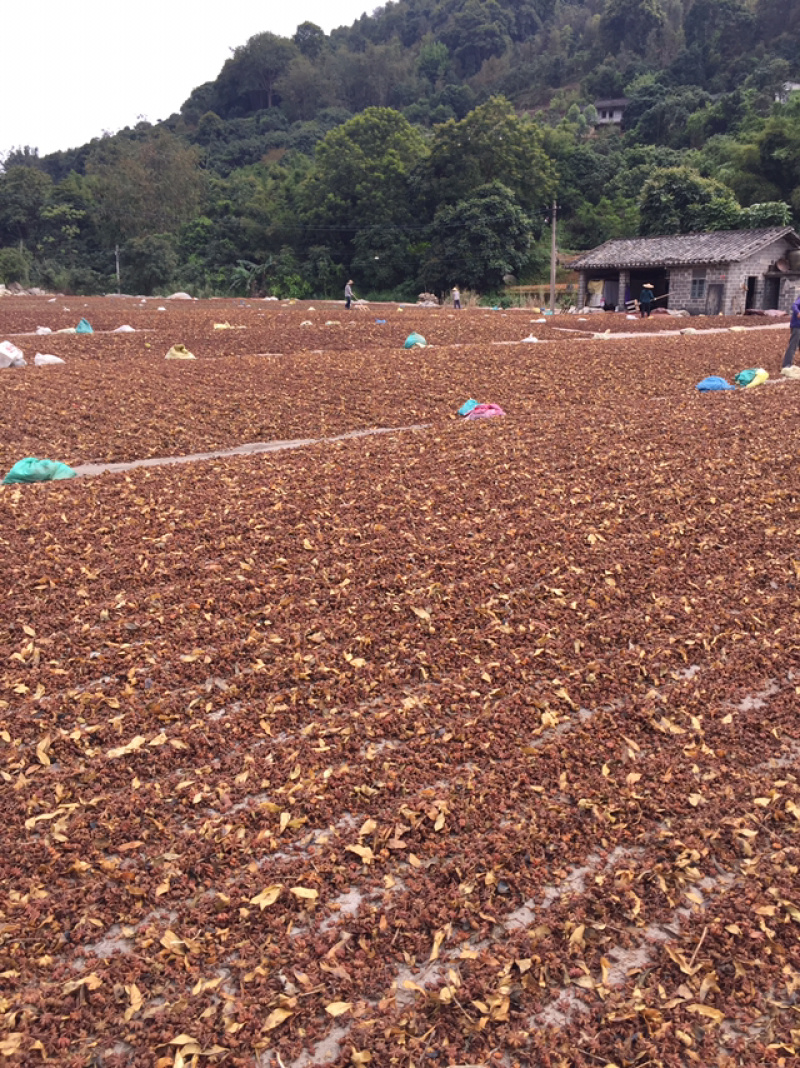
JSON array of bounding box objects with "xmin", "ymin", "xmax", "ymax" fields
[
  {"xmin": 549, "ymin": 198, "xmax": 557, "ymax": 314},
  {"xmin": 115, "ymin": 244, "xmax": 121, "ymax": 294}
]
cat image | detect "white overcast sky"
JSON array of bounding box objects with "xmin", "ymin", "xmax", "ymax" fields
[{"xmin": 3, "ymin": 0, "xmax": 372, "ymax": 159}]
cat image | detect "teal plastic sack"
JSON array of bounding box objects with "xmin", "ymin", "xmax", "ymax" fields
[
  {"xmin": 734, "ymin": 368, "xmax": 758, "ymax": 387},
  {"xmin": 404, "ymin": 332, "xmax": 426, "ymax": 349},
  {"xmin": 458, "ymin": 399, "xmax": 479, "ymax": 416},
  {"xmin": 75, "ymin": 318, "xmax": 94, "ymax": 334},
  {"xmin": 3, "ymin": 457, "xmax": 78, "ymax": 484}
]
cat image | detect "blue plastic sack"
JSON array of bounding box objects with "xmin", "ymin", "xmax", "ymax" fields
[
  {"xmin": 458, "ymin": 399, "xmax": 479, "ymax": 416},
  {"xmin": 696, "ymin": 376, "xmax": 734, "ymax": 391},
  {"xmin": 404, "ymin": 332, "xmax": 427, "ymax": 349},
  {"xmin": 75, "ymin": 318, "xmax": 94, "ymax": 334},
  {"xmin": 3, "ymin": 457, "xmax": 78, "ymax": 484}
]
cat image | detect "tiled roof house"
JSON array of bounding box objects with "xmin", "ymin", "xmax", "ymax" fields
[{"xmin": 569, "ymin": 228, "xmax": 800, "ymax": 315}]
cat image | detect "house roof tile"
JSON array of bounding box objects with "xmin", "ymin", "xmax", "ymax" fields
[{"xmin": 569, "ymin": 228, "xmax": 800, "ymax": 270}]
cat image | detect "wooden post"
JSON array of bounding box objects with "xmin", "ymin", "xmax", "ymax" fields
[{"xmin": 115, "ymin": 244, "xmax": 121, "ymax": 294}]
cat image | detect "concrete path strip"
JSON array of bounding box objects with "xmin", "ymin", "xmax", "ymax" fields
[
  {"xmin": 72, "ymin": 423, "xmax": 432, "ymax": 477},
  {"xmin": 551, "ymin": 321, "xmax": 789, "ymax": 339}
]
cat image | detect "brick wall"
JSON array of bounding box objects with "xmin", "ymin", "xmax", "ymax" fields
[
  {"xmin": 666, "ymin": 241, "xmax": 797, "ymax": 314},
  {"xmin": 779, "ymin": 274, "xmax": 800, "ymax": 312}
]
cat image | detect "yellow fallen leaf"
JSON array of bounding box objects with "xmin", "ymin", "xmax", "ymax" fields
[
  {"xmin": 124, "ymin": 983, "xmax": 143, "ymax": 1021},
  {"xmin": 107, "ymin": 735, "xmax": 146, "ymax": 759},
  {"xmin": 569, "ymin": 924, "xmax": 586, "ymax": 946},
  {"xmin": 0, "ymin": 1034, "xmax": 22, "ymax": 1057},
  {"xmin": 325, "ymin": 1001, "xmax": 352, "ymax": 1017},
  {"xmin": 346, "ymin": 844, "xmax": 375, "ymax": 864},
  {"xmin": 430, "ymin": 927, "xmax": 448, "ymax": 961},
  {"xmin": 412, "ymin": 606, "xmax": 431, "ymax": 621},
  {"xmin": 359, "ymin": 818, "xmax": 377, "ymax": 837},
  {"xmin": 263, "ymin": 1007, "xmax": 293, "ymax": 1031},
  {"xmin": 36, "ymin": 735, "xmax": 51, "ymax": 766},
  {"xmin": 160, "ymin": 930, "xmax": 186, "ymax": 954},
  {"xmin": 63, "ymin": 973, "xmax": 103, "ymax": 994},
  {"xmin": 251, "ymin": 885, "xmax": 283, "ymax": 910},
  {"xmin": 290, "ymin": 886, "xmax": 318, "ymax": 900},
  {"xmin": 687, "ymin": 1003, "xmax": 725, "ymax": 1025}
]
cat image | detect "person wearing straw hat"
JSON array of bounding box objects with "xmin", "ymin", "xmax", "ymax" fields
[
  {"xmin": 344, "ymin": 279, "xmax": 354, "ymax": 310},
  {"xmin": 638, "ymin": 283, "xmax": 654, "ymax": 318}
]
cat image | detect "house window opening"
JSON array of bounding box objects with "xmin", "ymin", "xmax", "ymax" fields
[{"xmin": 690, "ymin": 276, "xmax": 706, "ymax": 300}]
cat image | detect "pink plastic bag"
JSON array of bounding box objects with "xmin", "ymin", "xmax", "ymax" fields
[{"xmin": 464, "ymin": 403, "xmax": 505, "ymax": 420}]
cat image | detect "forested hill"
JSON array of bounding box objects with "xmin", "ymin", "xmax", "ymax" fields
[
  {"xmin": 0, "ymin": 0, "xmax": 798, "ymax": 299},
  {"xmin": 179, "ymin": 0, "xmax": 796, "ymax": 124}
]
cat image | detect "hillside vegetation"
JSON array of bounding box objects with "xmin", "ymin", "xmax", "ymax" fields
[{"xmin": 0, "ymin": 0, "xmax": 798, "ymax": 297}]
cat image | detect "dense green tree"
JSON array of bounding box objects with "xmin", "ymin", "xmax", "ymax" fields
[
  {"xmin": 277, "ymin": 57, "xmax": 334, "ymax": 122},
  {"xmin": 422, "ymin": 180, "xmax": 535, "ymax": 291},
  {"xmin": 423, "ymin": 96, "xmax": 556, "ymax": 213},
  {"xmin": 122, "ymin": 234, "xmax": 179, "ymax": 295},
  {"xmin": 638, "ymin": 166, "xmax": 741, "ymax": 234},
  {"xmin": 302, "ymin": 245, "xmax": 339, "ymax": 296},
  {"xmin": 417, "ymin": 39, "xmax": 450, "ymax": 86},
  {"xmin": 624, "ymin": 83, "xmax": 714, "ymax": 147},
  {"xmin": 0, "ymin": 246, "xmax": 32, "ymax": 284},
  {"xmin": 442, "ymin": 0, "xmax": 513, "ymax": 76},
  {"xmin": 598, "ymin": 0, "xmax": 666, "ymax": 56},
  {"xmin": 566, "ymin": 195, "xmax": 640, "ymax": 247},
  {"xmin": 739, "ymin": 201, "xmax": 792, "ymax": 227},
  {"xmin": 293, "ymin": 21, "xmax": 327, "ymax": 59},
  {"xmin": 754, "ymin": 101, "xmax": 800, "ymax": 203},
  {"xmin": 216, "ymin": 33, "xmax": 298, "ymax": 115},
  {"xmin": 85, "ymin": 131, "xmax": 203, "ymax": 244},
  {"xmin": 0, "ymin": 166, "xmax": 53, "ymax": 246},
  {"xmin": 2, "ymin": 146, "xmax": 41, "ymax": 169},
  {"xmin": 299, "ymin": 107, "xmax": 428, "ymax": 279}
]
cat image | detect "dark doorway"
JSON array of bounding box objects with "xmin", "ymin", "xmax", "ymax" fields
[
  {"xmin": 706, "ymin": 284, "xmax": 724, "ymax": 315},
  {"xmin": 745, "ymin": 276, "xmax": 757, "ymax": 310},
  {"xmin": 763, "ymin": 276, "xmax": 780, "ymax": 310},
  {"xmin": 631, "ymin": 270, "xmax": 669, "ymax": 309}
]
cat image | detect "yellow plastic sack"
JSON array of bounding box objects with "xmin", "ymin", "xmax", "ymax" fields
[
  {"xmin": 744, "ymin": 368, "xmax": 769, "ymax": 388},
  {"xmin": 165, "ymin": 344, "xmax": 195, "ymax": 360}
]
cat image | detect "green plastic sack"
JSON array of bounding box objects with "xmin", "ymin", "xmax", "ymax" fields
[
  {"xmin": 3, "ymin": 457, "xmax": 78, "ymax": 484},
  {"xmin": 734, "ymin": 368, "xmax": 758, "ymax": 387}
]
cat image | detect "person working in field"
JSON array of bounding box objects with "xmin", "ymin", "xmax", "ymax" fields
[
  {"xmin": 781, "ymin": 288, "xmax": 800, "ymax": 372},
  {"xmin": 638, "ymin": 284, "xmax": 654, "ymax": 317},
  {"xmin": 344, "ymin": 279, "xmax": 354, "ymax": 310}
]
